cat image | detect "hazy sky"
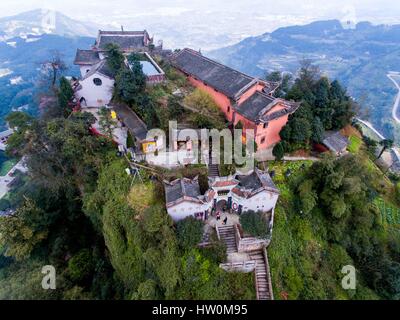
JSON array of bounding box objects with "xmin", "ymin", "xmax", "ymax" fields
[
  {"xmin": 0, "ymin": 0, "xmax": 399, "ymax": 24},
  {"xmin": 0, "ymin": 0, "xmax": 399, "ymax": 50}
]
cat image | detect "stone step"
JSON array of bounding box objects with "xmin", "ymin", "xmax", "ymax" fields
[
  {"xmin": 220, "ymin": 237, "xmax": 235, "ymax": 241},
  {"xmin": 220, "ymin": 236, "xmax": 235, "ymax": 240},
  {"xmin": 218, "ymin": 226, "xmax": 234, "ymax": 229}
]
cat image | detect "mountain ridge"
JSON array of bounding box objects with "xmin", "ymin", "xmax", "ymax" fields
[{"xmin": 0, "ymin": 9, "xmax": 105, "ymax": 40}]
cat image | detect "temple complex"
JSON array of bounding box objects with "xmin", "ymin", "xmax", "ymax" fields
[{"xmin": 171, "ymin": 48, "xmax": 300, "ymax": 150}]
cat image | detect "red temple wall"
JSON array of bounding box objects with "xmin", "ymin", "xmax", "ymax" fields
[
  {"xmin": 187, "ymin": 76, "xmax": 234, "ymax": 121},
  {"xmin": 184, "ymin": 74, "xmax": 289, "ymax": 150}
]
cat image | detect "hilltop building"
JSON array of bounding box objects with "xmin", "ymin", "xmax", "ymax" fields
[
  {"xmin": 94, "ymin": 30, "xmax": 160, "ymax": 54},
  {"xmin": 72, "ymin": 60, "xmax": 115, "ymax": 107},
  {"xmin": 73, "ymin": 30, "xmax": 166, "ymax": 107},
  {"xmin": 170, "ymin": 48, "xmax": 300, "ymax": 150},
  {"xmin": 164, "ymin": 168, "xmax": 279, "ymax": 222}
]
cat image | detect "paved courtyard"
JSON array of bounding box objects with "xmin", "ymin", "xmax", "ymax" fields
[{"xmin": 206, "ymin": 212, "xmax": 240, "ymax": 228}]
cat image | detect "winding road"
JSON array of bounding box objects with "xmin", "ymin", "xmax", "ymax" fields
[
  {"xmin": 354, "ymin": 118, "xmax": 385, "ymax": 140},
  {"xmin": 388, "ymin": 72, "xmax": 400, "ymax": 124}
]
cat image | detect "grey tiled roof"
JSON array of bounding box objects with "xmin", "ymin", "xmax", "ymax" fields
[
  {"xmin": 98, "ymin": 35, "xmax": 145, "ymax": 50},
  {"xmin": 262, "ymin": 81, "xmax": 280, "ymax": 95},
  {"xmin": 74, "ymin": 49, "xmax": 100, "ymax": 65},
  {"xmin": 112, "ymin": 104, "xmax": 148, "ymax": 141},
  {"xmin": 236, "ymin": 168, "xmax": 279, "ymax": 194},
  {"xmin": 83, "ymin": 60, "xmax": 115, "ymax": 79},
  {"xmin": 322, "ymin": 131, "xmax": 349, "ymax": 153},
  {"xmin": 99, "ymin": 31, "xmax": 147, "ymax": 36},
  {"xmin": 261, "ymin": 100, "xmax": 301, "ymax": 122},
  {"xmin": 234, "ymin": 91, "xmax": 275, "ymax": 122},
  {"xmin": 164, "ymin": 177, "xmax": 202, "ymax": 204},
  {"xmin": 171, "ymin": 48, "xmax": 257, "ymax": 100}
]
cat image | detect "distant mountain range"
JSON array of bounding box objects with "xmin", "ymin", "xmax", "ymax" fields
[
  {"xmin": 0, "ymin": 9, "xmax": 101, "ymax": 40},
  {"xmin": 207, "ymin": 20, "xmax": 400, "ymax": 139}
]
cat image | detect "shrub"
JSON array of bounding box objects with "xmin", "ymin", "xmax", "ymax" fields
[
  {"xmin": 127, "ymin": 182, "xmax": 156, "ymax": 215},
  {"xmin": 239, "ymin": 211, "xmax": 269, "ymax": 238},
  {"xmin": 273, "ymin": 142, "xmax": 285, "ymax": 161},
  {"xmin": 127, "ymin": 132, "xmax": 135, "ymax": 149},
  {"xmin": 176, "ymin": 216, "xmax": 204, "ymax": 250},
  {"xmin": 68, "ymin": 249, "xmax": 95, "ymax": 283}
]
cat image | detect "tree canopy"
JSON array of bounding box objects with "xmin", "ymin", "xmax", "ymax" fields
[{"xmin": 279, "ymin": 60, "xmax": 355, "ymax": 153}]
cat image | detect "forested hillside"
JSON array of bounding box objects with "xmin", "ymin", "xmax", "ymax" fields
[
  {"xmin": 1, "ymin": 47, "xmax": 399, "ymax": 300},
  {"xmin": 0, "ymin": 57, "xmax": 255, "ymax": 300},
  {"xmin": 267, "ymin": 156, "xmax": 400, "ymax": 299}
]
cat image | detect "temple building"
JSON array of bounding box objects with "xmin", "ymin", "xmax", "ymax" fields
[
  {"xmin": 94, "ymin": 30, "xmax": 159, "ymax": 54},
  {"xmin": 170, "ymin": 48, "xmax": 300, "ymax": 150},
  {"xmin": 73, "ymin": 29, "xmax": 166, "ymax": 107},
  {"xmin": 164, "ymin": 168, "xmax": 279, "ymax": 222}
]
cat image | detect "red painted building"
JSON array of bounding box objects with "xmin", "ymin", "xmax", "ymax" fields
[{"xmin": 171, "ymin": 48, "xmax": 300, "ymax": 150}]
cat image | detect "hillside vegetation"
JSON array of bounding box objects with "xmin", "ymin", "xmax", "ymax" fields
[
  {"xmin": 0, "ymin": 53, "xmax": 255, "ymax": 300},
  {"xmin": 267, "ymin": 154, "xmax": 400, "ymax": 300}
]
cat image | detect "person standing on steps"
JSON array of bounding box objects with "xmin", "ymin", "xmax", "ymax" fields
[{"xmin": 223, "ymin": 217, "xmax": 228, "ymax": 225}]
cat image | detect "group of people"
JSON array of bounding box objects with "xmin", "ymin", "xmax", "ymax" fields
[{"xmin": 216, "ymin": 212, "xmax": 228, "ymax": 225}]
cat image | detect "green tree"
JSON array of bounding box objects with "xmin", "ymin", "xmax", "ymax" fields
[
  {"xmin": 0, "ymin": 199, "xmax": 49, "ymax": 261},
  {"xmin": 167, "ymin": 95, "xmax": 184, "ymax": 119},
  {"xmin": 273, "ymin": 142, "xmax": 285, "ymax": 161},
  {"xmin": 311, "ymin": 117, "xmax": 324, "ymax": 143},
  {"xmin": 239, "ymin": 211, "xmax": 269, "ymax": 238},
  {"xmin": 176, "ymin": 217, "xmax": 204, "ymax": 251},
  {"xmin": 289, "ymin": 117, "xmax": 312, "ymax": 144},
  {"xmin": 68, "ymin": 249, "xmax": 95, "ymax": 283},
  {"xmin": 265, "ymin": 71, "xmax": 292, "ymax": 98},
  {"xmin": 9, "ymin": 112, "xmax": 111, "ymax": 194},
  {"xmin": 58, "ymin": 76, "xmax": 75, "ymax": 117},
  {"xmin": 105, "ymin": 43, "xmax": 125, "ymax": 75},
  {"xmin": 98, "ymin": 107, "xmax": 116, "ymax": 139},
  {"xmin": 314, "ymin": 77, "xmax": 333, "ymax": 129},
  {"xmin": 5, "ymin": 111, "xmax": 33, "ymax": 129}
]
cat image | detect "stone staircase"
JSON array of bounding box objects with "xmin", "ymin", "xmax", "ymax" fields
[
  {"xmin": 217, "ymin": 225, "xmax": 237, "ymax": 253},
  {"xmin": 208, "ymin": 152, "xmax": 220, "ymax": 177},
  {"xmin": 249, "ymin": 250, "xmax": 273, "ymax": 300}
]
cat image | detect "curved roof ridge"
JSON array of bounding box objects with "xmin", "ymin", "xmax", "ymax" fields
[
  {"xmin": 171, "ymin": 48, "xmax": 257, "ymax": 99},
  {"xmin": 178, "ymin": 48, "xmax": 254, "ymax": 81}
]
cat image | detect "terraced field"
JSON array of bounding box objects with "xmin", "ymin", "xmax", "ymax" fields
[{"xmin": 375, "ymin": 197, "xmax": 400, "ymax": 227}]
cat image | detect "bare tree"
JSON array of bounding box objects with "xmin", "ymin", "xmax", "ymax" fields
[
  {"xmin": 297, "ymin": 58, "xmax": 321, "ymax": 89},
  {"xmin": 38, "ymin": 50, "xmax": 67, "ymax": 91},
  {"xmin": 36, "ymin": 51, "xmax": 68, "ymax": 119}
]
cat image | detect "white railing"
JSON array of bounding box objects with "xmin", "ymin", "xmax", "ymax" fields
[{"xmin": 220, "ymin": 260, "xmax": 256, "ymax": 273}]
